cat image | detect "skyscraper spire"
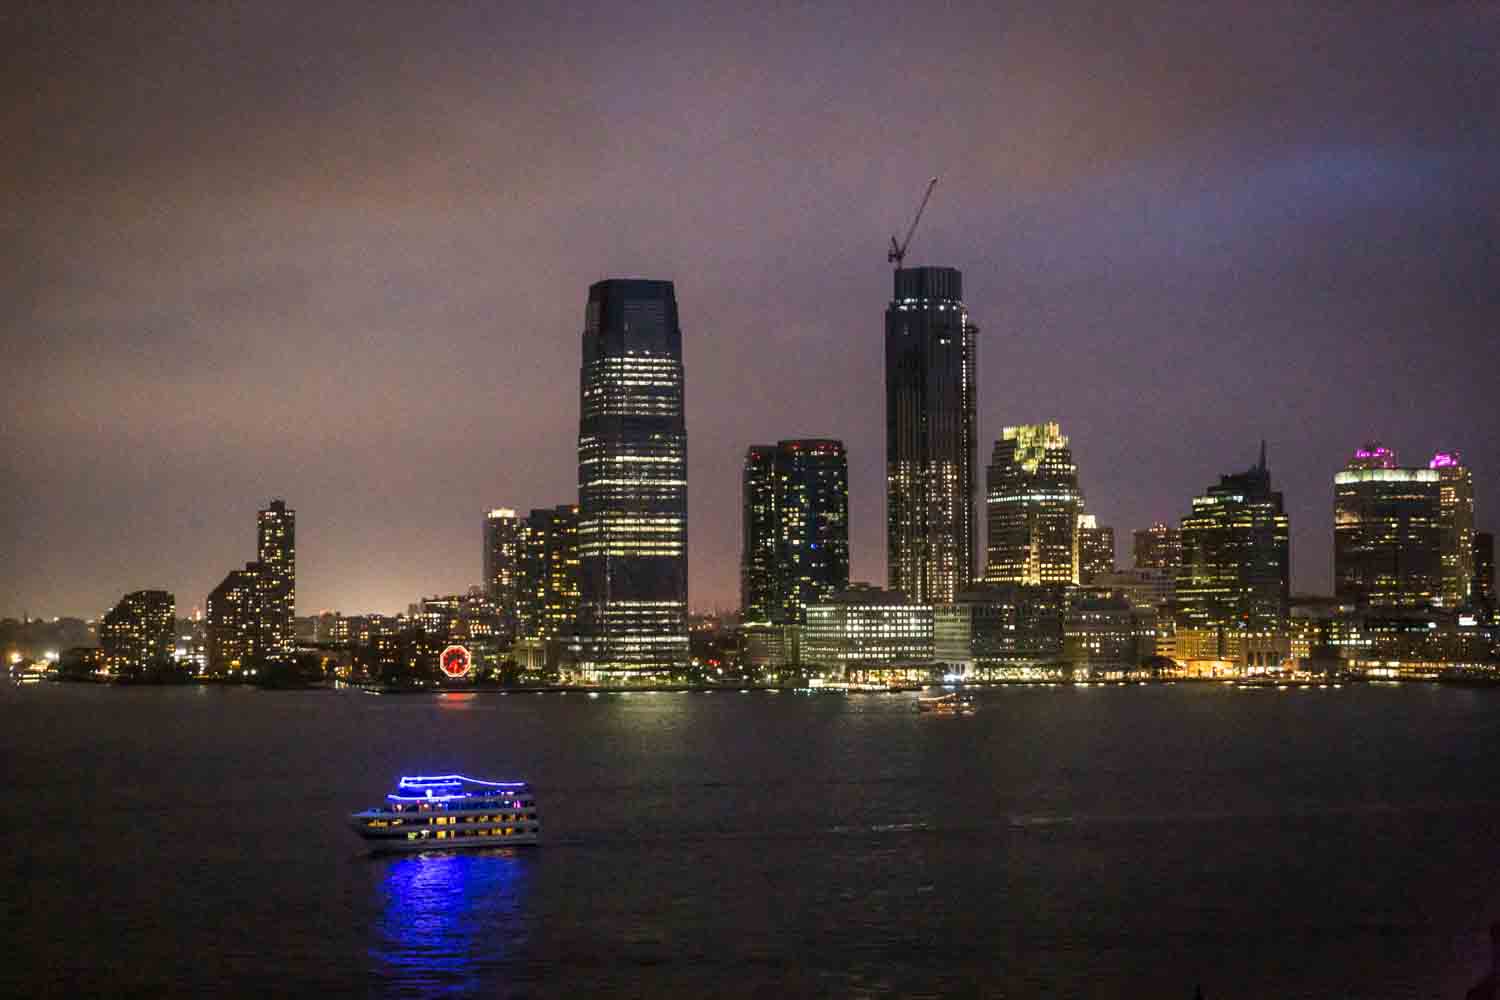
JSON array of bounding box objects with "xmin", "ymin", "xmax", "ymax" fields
[{"xmin": 1258, "ymin": 439, "xmax": 1267, "ymax": 472}]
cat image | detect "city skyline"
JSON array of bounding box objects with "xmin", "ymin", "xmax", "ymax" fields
[{"xmin": 6, "ymin": 2, "xmax": 1497, "ymax": 619}]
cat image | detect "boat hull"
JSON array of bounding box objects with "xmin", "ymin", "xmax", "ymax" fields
[{"xmin": 356, "ymin": 831, "xmax": 540, "ymax": 854}]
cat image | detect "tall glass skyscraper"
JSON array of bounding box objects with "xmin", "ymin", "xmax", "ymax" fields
[
  {"xmin": 984, "ymin": 422, "xmax": 1083, "ymax": 586},
  {"xmin": 1333, "ymin": 443, "xmax": 1441, "ymax": 609},
  {"xmin": 741, "ymin": 439, "xmax": 850, "ymax": 625},
  {"xmin": 885, "ymin": 266, "xmax": 977, "ymax": 603},
  {"xmin": 576, "ymin": 279, "xmax": 689, "ymax": 675},
  {"xmin": 256, "ymin": 498, "xmax": 295, "ymax": 655},
  {"xmin": 1177, "ymin": 446, "xmax": 1290, "ymax": 632}
]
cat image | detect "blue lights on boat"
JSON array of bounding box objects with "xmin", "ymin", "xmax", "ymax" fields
[
  {"xmin": 386, "ymin": 774, "xmax": 531, "ymax": 803},
  {"xmin": 398, "ymin": 774, "xmax": 527, "ymax": 788}
]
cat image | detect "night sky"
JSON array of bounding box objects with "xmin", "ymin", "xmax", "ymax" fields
[{"xmin": 6, "ymin": 2, "xmax": 1497, "ymax": 619}]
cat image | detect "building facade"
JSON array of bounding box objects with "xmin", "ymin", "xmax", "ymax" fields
[
  {"xmin": 740, "ymin": 439, "xmax": 850, "ymax": 625},
  {"xmin": 1430, "ymin": 451, "xmax": 1476, "ymax": 608},
  {"xmin": 206, "ymin": 564, "xmax": 262, "ymax": 675},
  {"xmin": 575, "ymin": 279, "xmax": 689, "ymax": 674},
  {"xmin": 803, "ymin": 586, "xmax": 934, "ymax": 674},
  {"xmin": 256, "ymin": 499, "xmax": 295, "ymax": 656},
  {"xmin": 483, "ymin": 508, "xmax": 525, "ymax": 639},
  {"xmin": 100, "ymin": 590, "xmax": 175, "ymax": 675},
  {"xmin": 1063, "ymin": 595, "xmax": 1156, "ymax": 677},
  {"xmin": 1176, "ymin": 445, "xmax": 1290, "ymax": 633},
  {"xmin": 1093, "ymin": 567, "xmax": 1175, "ymax": 611},
  {"xmin": 1333, "ymin": 443, "xmax": 1442, "ymax": 609},
  {"xmin": 1133, "ymin": 522, "xmax": 1182, "ymax": 571},
  {"xmin": 1475, "ymin": 531, "xmax": 1496, "ymax": 614},
  {"xmin": 517, "ymin": 504, "xmax": 581, "ymax": 641},
  {"xmin": 984, "ymin": 422, "xmax": 1083, "ymax": 586},
  {"xmin": 1075, "ymin": 514, "xmax": 1115, "ymax": 585},
  {"xmin": 933, "ymin": 583, "xmax": 1068, "ymax": 674},
  {"xmin": 886, "ymin": 266, "xmax": 977, "ymax": 604}
]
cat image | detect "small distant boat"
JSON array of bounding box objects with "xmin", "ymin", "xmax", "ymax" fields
[
  {"xmin": 915, "ymin": 693, "xmax": 976, "ymax": 716},
  {"xmin": 349, "ymin": 774, "xmax": 540, "ymax": 852}
]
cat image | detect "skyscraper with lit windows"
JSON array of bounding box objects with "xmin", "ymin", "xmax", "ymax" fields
[
  {"xmin": 575, "ymin": 279, "xmax": 689, "ymax": 674},
  {"xmin": 1430, "ymin": 451, "xmax": 1475, "ymax": 608},
  {"xmin": 886, "ymin": 266, "xmax": 977, "ymax": 603},
  {"xmin": 1177, "ymin": 445, "xmax": 1289, "ymax": 632},
  {"xmin": 1075, "ymin": 514, "xmax": 1115, "ymax": 585},
  {"xmin": 984, "ymin": 422, "xmax": 1083, "ymax": 586},
  {"xmin": 517, "ymin": 504, "xmax": 580, "ymax": 641},
  {"xmin": 256, "ymin": 498, "xmax": 295, "ymax": 655},
  {"xmin": 1333, "ymin": 443, "xmax": 1441, "ymax": 609},
  {"xmin": 741, "ymin": 439, "xmax": 850, "ymax": 625},
  {"xmin": 483, "ymin": 508, "xmax": 525, "ymax": 639}
]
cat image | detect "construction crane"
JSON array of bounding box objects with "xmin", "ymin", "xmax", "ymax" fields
[{"xmin": 888, "ymin": 176, "xmax": 939, "ymax": 268}]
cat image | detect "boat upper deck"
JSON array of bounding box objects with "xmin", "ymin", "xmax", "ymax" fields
[{"xmin": 357, "ymin": 774, "xmax": 536, "ymax": 816}]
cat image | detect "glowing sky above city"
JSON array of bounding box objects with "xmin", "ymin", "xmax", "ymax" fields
[{"xmin": 5, "ymin": 1, "xmax": 1497, "ymax": 618}]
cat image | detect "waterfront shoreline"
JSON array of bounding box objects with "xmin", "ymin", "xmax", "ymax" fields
[{"xmin": 20, "ymin": 674, "xmax": 1500, "ymax": 694}]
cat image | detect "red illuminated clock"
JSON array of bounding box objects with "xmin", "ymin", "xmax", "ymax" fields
[{"xmin": 439, "ymin": 645, "xmax": 472, "ymax": 678}]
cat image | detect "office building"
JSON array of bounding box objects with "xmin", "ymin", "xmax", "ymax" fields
[
  {"xmin": 741, "ymin": 439, "xmax": 850, "ymax": 625},
  {"xmin": 575, "ymin": 279, "xmax": 689, "ymax": 674},
  {"xmin": 518, "ymin": 504, "xmax": 581, "ymax": 641},
  {"xmin": 1334, "ymin": 443, "xmax": 1442, "ymax": 609},
  {"xmin": 256, "ymin": 499, "xmax": 295, "ymax": 655},
  {"xmin": 803, "ymin": 586, "xmax": 934, "ymax": 675},
  {"xmin": 1176, "ymin": 444, "xmax": 1290, "ymax": 633},
  {"xmin": 1133, "ymin": 522, "xmax": 1182, "ymax": 571},
  {"xmin": 99, "ymin": 590, "xmax": 175, "ymax": 675},
  {"xmin": 1063, "ymin": 594, "xmax": 1156, "ymax": 677},
  {"xmin": 934, "ymin": 583, "xmax": 1067, "ymax": 674},
  {"xmin": 985, "ymin": 422, "xmax": 1083, "ymax": 585},
  {"xmin": 1093, "ymin": 567, "xmax": 1175, "ymax": 611},
  {"xmin": 1430, "ymin": 451, "xmax": 1476, "ymax": 608},
  {"xmin": 886, "ymin": 266, "xmax": 977, "ymax": 603},
  {"xmin": 483, "ymin": 508, "xmax": 526, "ymax": 638},
  {"xmin": 1076, "ymin": 514, "xmax": 1115, "ymax": 585},
  {"xmin": 1474, "ymin": 532, "xmax": 1495, "ymax": 613}
]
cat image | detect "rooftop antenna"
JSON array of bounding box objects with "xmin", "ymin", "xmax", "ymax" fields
[{"xmin": 888, "ymin": 177, "xmax": 938, "ymax": 268}]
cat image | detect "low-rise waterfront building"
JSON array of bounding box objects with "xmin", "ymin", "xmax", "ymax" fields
[
  {"xmin": 1063, "ymin": 594, "xmax": 1155, "ymax": 678},
  {"xmin": 803, "ymin": 586, "xmax": 933, "ymax": 678},
  {"xmin": 933, "ymin": 584, "xmax": 1067, "ymax": 677}
]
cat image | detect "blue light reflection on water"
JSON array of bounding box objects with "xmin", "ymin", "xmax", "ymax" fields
[{"xmin": 370, "ymin": 849, "xmax": 532, "ymax": 995}]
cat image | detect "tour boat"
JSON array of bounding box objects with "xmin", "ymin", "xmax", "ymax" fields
[
  {"xmin": 915, "ymin": 692, "xmax": 976, "ymax": 716},
  {"xmin": 349, "ymin": 774, "xmax": 541, "ymax": 852}
]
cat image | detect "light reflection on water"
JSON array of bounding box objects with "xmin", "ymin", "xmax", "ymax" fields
[{"xmin": 371, "ymin": 849, "xmax": 532, "ymax": 994}]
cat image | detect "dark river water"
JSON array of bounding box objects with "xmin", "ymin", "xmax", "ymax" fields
[{"xmin": 4, "ymin": 682, "xmax": 1499, "ymax": 997}]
